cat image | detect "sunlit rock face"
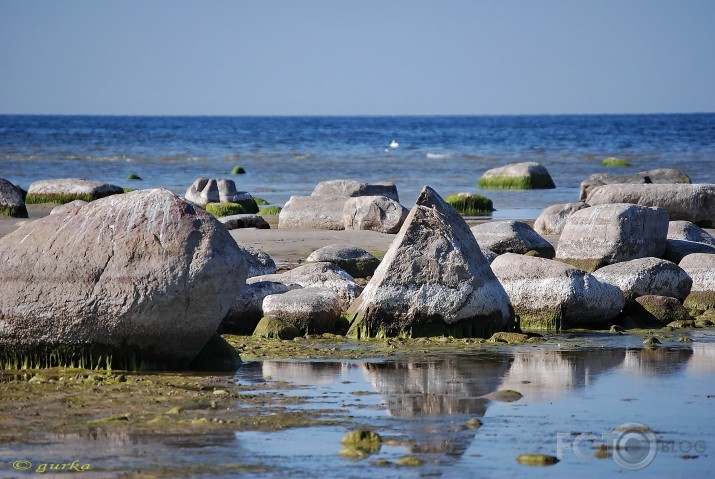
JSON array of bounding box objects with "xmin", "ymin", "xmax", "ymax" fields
[{"xmin": 498, "ymin": 349, "xmax": 626, "ymax": 400}]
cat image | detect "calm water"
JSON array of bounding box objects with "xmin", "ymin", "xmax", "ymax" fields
[
  {"xmin": 2, "ymin": 333, "xmax": 713, "ymax": 478},
  {"xmin": 1, "ymin": 114, "xmax": 714, "ymax": 217}
]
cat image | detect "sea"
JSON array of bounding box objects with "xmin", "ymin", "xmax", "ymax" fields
[{"xmin": 1, "ymin": 114, "xmax": 714, "ymax": 218}]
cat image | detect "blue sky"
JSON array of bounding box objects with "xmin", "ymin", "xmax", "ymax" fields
[{"xmin": 1, "ymin": 0, "xmax": 714, "ymax": 115}]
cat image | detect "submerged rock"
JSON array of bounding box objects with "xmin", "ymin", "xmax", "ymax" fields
[
  {"xmin": 471, "ymin": 220, "xmax": 555, "ymax": 257},
  {"xmin": 26, "ymin": 178, "xmax": 124, "ymax": 204},
  {"xmin": 0, "ymin": 189, "xmax": 247, "ymax": 370},
  {"xmin": 0, "ymin": 177, "xmax": 28, "ymax": 218},
  {"xmin": 346, "ymin": 186, "xmax": 514, "ymax": 339},
  {"xmin": 491, "ymin": 253, "xmax": 625, "ymax": 330},
  {"xmin": 478, "ymin": 162, "xmax": 555, "ymax": 189},
  {"xmin": 555, "ymin": 203, "xmax": 668, "ymax": 272}
]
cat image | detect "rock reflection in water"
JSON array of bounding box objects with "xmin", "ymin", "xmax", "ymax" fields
[
  {"xmin": 499, "ymin": 349, "xmax": 626, "ymax": 400},
  {"xmin": 622, "ymin": 347, "xmax": 694, "ymax": 376},
  {"xmin": 687, "ymin": 343, "xmax": 715, "ymax": 374},
  {"xmin": 260, "ymin": 361, "xmax": 345, "ymax": 385}
]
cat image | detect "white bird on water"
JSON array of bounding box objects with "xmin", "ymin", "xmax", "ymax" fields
[{"xmin": 389, "ymin": 139, "xmax": 399, "ymax": 149}]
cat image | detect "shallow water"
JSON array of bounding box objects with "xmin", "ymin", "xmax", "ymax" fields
[
  {"xmin": 2, "ymin": 114, "xmax": 714, "ymax": 216},
  {"xmin": 2, "ymin": 332, "xmax": 714, "ymax": 478}
]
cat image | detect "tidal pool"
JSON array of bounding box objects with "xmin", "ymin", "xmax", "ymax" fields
[{"xmin": 2, "ymin": 332, "xmax": 714, "ymax": 478}]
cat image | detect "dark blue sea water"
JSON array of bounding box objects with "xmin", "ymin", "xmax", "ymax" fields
[{"xmin": 1, "ymin": 114, "xmax": 714, "ymax": 217}]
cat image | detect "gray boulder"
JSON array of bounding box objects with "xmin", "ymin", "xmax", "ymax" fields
[
  {"xmin": 491, "ymin": 253, "xmax": 625, "ymax": 330},
  {"xmin": 219, "ymin": 214, "xmax": 270, "ymax": 230},
  {"xmin": 579, "ymin": 168, "xmax": 691, "ymax": 201},
  {"xmin": 185, "ymin": 177, "xmax": 258, "ymax": 213},
  {"xmin": 680, "ymin": 254, "xmax": 715, "ymax": 314},
  {"xmin": 634, "ymin": 295, "xmax": 692, "ymax": 326},
  {"xmin": 263, "ymin": 287, "xmax": 341, "ymax": 335},
  {"xmin": 50, "ymin": 200, "xmax": 88, "ymax": 215},
  {"xmin": 555, "ymin": 203, "xmax": 669, "ymax": 272},
  {"xmin": 0, "ymin": 189, "xmax": 247, "ymax": 369},
  {"xmin": 471, "ymin": 220, "xmax": 555, "ymax": 257},
  {"xmin": 342, "ymin": 195, "xmax": 409, "ymax": 234},
  {"xmin": 533, "ymin": 202, "xmax": 590, "ymax": 235},
  {"xmin": 237, "ymin": 244, "xmax": 277, "ymax": 277},
  {"xmin": 664, "ymin": 220, "xmax": 715, "ymax": 262},
  {"xmin": 312, "ymin": 179, "xmax": 399, "ymax": 202},
  {"xmin": 480, "ymin": 248, "xmax": 498, "ymax": 264},
  {"xmin": 306, "ymin": 244, "xmax": 381, "ymax": 278},
  {"xmin": 346, "ymin": 186, "xmax": 514, "ymax": 339},
  {"xmin": 478, "ymin": 162, "xmax": 555, "ymax": 189},
  {"xmin": 256, "ymin": 262, "xmax": 362, "ymax": 311},
  {"xmin": 26, "ymin": 178, "xmax": 124, "ymax": 204},
  {"xmin": 585, "ymin": 183, "xmax": 715, "ymax": 226},
  {"xmin": 221, "ymin": 280, "xmax": 302, "ymax": 334},
  {"xmin": 278, "ymin": 195, "xmax": 347, "ymax": 230},
  {"xmin": 0, "ymin": 178, "xmax": 27, "ymax": 218},
  {"xmin": 592, "ymin": 257, "xmax": 692, "ymax": 302}
]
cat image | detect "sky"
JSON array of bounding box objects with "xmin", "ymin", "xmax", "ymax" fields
[{"xmin": 1, "ymin": 0, "xmax": 714, "ymax": 116}]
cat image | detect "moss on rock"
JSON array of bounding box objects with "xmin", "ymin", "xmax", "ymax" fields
[
  {"xmin": 252, "ymin": 317, "xmax": 301, "ymax": 340},
  {"xmin": 25, "ymin": 193, "xmax": 96, "ymax": 205},
  {"xmin": 127, "ymin": 173, "xmax": 142, "ymax": 180},
  {"xmin": 253, "ymin": 196, "xmax": 269, "ymax": 205},
  {"xmin": 0, "ymin": 205, "xmax": 28, "ymax": 218},
  {"xmin": 205, "ymin": 202, "xmax": 246, "ymax": 217},
  {"xmin": 258, "ymin": 206, "xmax": 282, "ymax": 216},
  {"xmin": 602, "ymin": 157, "xmax": 631, "ymax": 167},
  {"xmin": 231, "ymin": 166, "xmax": 246, "ymax": 175},
  {"xmin": 445, "ymin": 193, "xmax": 494, "ymax": 215},
  {"xmin": 478, "ymin": 175, "xmax": 555, "ymax": 190}
]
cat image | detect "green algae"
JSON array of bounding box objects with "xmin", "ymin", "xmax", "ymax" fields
[
  {"xmin": 253, "ymin": 196, "xmax": 269, "ymax": 205},
  {"xmin": 346, "ymin": 312, "xmax": 511, "ymax": 340},
  {"xmin": 396, "ymin": 456, "xmax": 424, "ymax": 467},
  {"xmin": 478, "ymin": 175, "xmax": 555, "ymax": 190},
  {"xmin": 252, "ymin": 317, "xmax": 300, "ymax": 340},
  {"xmin": 127, "ymin": 173, "xmax": 142, "ymax": 180},
  {"xmin": 516, "ymin": 454, "xmax": 559, "ymax": 466},
  {"xmin": 205, "ymin": 202, "xmax": 246, "ymax": 217},
  {"xmin": 258, "ymin": 206, "xmax": 282, "ymax": 216},
  {"xmin": 25, "ymin": 193, "xmax": 96, "ymax": 205},
  {"xmin": 684, "ymin": 292, "xmax": 715, "ymax": 315},
  {"xmin": 0, "ymin": 205, "xmax": 28, "ymax": 218},
  {"xmin": 555, "ymin": 257, "xmax": 604, "ymax": 273},
  {"xmin": 444, "ymin": 193, "xmax": 494, "ymax": 215},
  {"xmin": 602, "ymin": 157, "xmax": 631, "ymax": 167},
  {"xmin": 231, "ymin": 166, "xmax": 246, "ymax": 175}
]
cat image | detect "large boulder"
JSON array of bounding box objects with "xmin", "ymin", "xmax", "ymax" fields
[
  {"xmin": 555, "ymin": 203, "xmax": 669, "ymax": 272},
  {"xmin": 0, "ymin": 178, "xmax": 27, "ymax": 218},
  {"xmin": 255, "ymin": 262, "xmax": 362, "ymax": 311},
  {"xmin": 220, "ymin": 280, "xmax": 301, "ymax": 335},
  {"xmin": 262, "ymin": 288, "xmax": 341, "ymax": 335},
  {"xmin": 533, "ymin": 202, "xmax": 590, "ymax": 236},
  {"xmin": 26, "ymin": 178, "xmax": 124, "ymax": 204},
  {"xmin": 185, "ymin": 177, "xmax": 258, "ymax": 213},
  {"xmin": 664, "ymin": 221, "xmax": 715, "ymax": 262},
  {"xmin": 342, "ymin": 196, "xmax": 408, "ymax": 234},
  {"xmin": 478, "ymin": 162, "xmax": 555, "ymax": 190},
  {"xmin": 585, "ymin": 184, "xmax": 715, "ymax": 226},
  {"xmin": 278, "ymin": 196, "xmax": 347, "ymax": 230},
  {"xmin": 0, "ymin": 189, "xmax": 247, "ymax": 369},
  {"xmin": 680, "ymin": 254, "xmax": 715, "ymax": 314},
  {"xmin": 346, "ymin": 186, "xmax": 514, "ymax": 339},
  {"xmin": 471, "ymin": 220, "xmax": 555, "ymax": 257},
  {"xmin": 579, "ymin": 168, "xmax": 691, "ymax": 201},
  {"xmin": 306, "ymin": 244, "xmax": 381, "ymax": 278},
  {"xmin": 491, "ymin": 253, "xmax": 625, "ymax": 330},
  {"xmin": 312, "ymin": 179, "xmax": 399, "ymax": 202},
  {"xmin": 591, "ymin": 257, "xmax": 692, "ymax": 302},
  {"xmin": 50, "ymin": 200, "xmax": 88, "ymax": 215}
]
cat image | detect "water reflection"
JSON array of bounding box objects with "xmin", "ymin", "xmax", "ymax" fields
[
  {"xmin": 499, "ymin": 349, "xmax": 627, "ymax": 399},
  {"xmin": 687, "ymin": 343, "xmax": 715, "ymax": 374},
  {"xmin": 621, "ymin": 348, "xmax": 694, "ymax": 376}
]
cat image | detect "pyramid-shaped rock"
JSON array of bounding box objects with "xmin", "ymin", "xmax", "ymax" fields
[{"xmin": 346, "ymin": 186, "xmax": 514, "ymax": 338}]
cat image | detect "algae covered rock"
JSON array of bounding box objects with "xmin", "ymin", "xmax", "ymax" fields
[
  {"xmin": 478, "ymin": 162, "xmax": 555, "ymax": 190},
  {"xmin": 445, "ymin": 192, "xmax": 494, "ymax": 215},
  {"xmin": 471, "ymin": 220, "xmax": 555, "ymax": 257},
  {"xmin": 635, "ymin": 295, "xmax": 692, "ymax": 326},
  {"xmin": 306, "ymin": 244, "xmax": 381, "ymax": 278},
  {"xmin": 555, "ymin": 203, "xmax": 668, "ymax": 272},
  {"xmin": 262, "ymin": 287, "xmax": 341, "ymax": 335},
  {"xmin": 0, "ymin": 178, "xmax": 28, "ymax": 218},
  {"xmin": 533, "ymin": 202, "xmax": 589, "ymax": 235},
  {"xmin": 252, "ymin": 317, "xmax": 301, "ymax": 340},
  {"xmin": 491, "ymin": 253, "xmax": 625, "ymax": 330},
  {"xmin": 185, "ymin": 177, "xmax": 259, "ymax": 213},
  {"xmin": 0, "ymin": 189, "xmax": 247, "ymax": 370},
  {"xmin": 592, "ymin": 257, "xmax": 692, "ymax": 301},
  {"xmin": 680, "ymin": 253, "xmax": 715, "ymax": 314},
  {"xmin": 26, "ymin": 178, "xmax": 124, "ymax": 204},
  {"xmin": 346, "ymin": 186, "xmax": 514, "ymax": 339}
]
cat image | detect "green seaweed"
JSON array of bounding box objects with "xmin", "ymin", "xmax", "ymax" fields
[
  {"xmin": 258, "ymin": 206, "xmax": 282, "ymax": 216},
  {"xmin": 555, "ymin": 257, "xmax": 604, "ymax": 273},
  {"xmin": 684, "ymin": 292, "xmax": 715, "ymax": 315},
  {"xmin": 122, "ymin": 188, "xmax": 136, "ymax": 193},
  {"xmin": 0, "ymin": 344, "xmax": 163, "ymax": 371},
  {"xmin": 346, "ymin": 313, "xmax": 512, "ymax": 340},
  {"xmin": 231, "ymin": 166, "xmax": 246, "ymax": 175},
  {"xmin": 0, "ymin": 205, "xmax": 28, "ymax": 218},
  {"xmin": 205, "ymin": 202, "xmax": 246, "ymax": 217},
  {"xmin": 25, "ymin": 193, "xmax": 96, "ymax": 205},
  {"xmin": 478, "ymin": 175, "xmax": 555, "ymax": 190},
  {"xmin": 253, "ymin": 197, "xmax": 270, "ymax": 205},
  {"xmin": 602, "ymin": 157, "xmax": 631, "ymax": 167},
  {"xmin": 445, "ymin": 193, "xmax": 494, "ymax": 215},
  {"xmin": 126, "ymin": 173, "xmax": 142, "ymax": 180}
]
